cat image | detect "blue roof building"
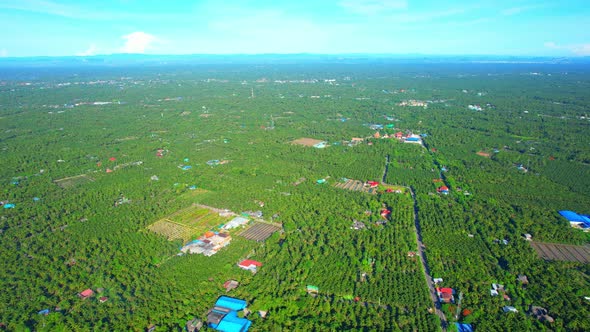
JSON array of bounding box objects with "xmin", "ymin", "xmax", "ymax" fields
[
  {"xmin": 213, "ymin": 311, "xmax": 251, "ymax": 332},
  {"xmin": 558, "ymin": 210, "xmax": 590, "ymax": 230},
  {"xmin": 455, "ymin": 323, "xmax": 474, "ymax": 332},
  {"xmin": 208, "ymin": 297, "xmax": 251, "ymax": 332},
  {"xmin": 215, "ymin": 296, "xmax": 247, "ymax": 311}
]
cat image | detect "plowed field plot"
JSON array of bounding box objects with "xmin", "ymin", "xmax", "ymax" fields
[
  {"xmin": 148, "ymin": 205, "xmax": 230, "ymax": 242},
  {"xmin": 54, "ymin": 174, "xmax": 95, "ymax": 189},
  {"xmin": 334, "ymin": 179, "xmax": 375, "ymax": 194},
  {"xmin": 530, "ymin": 242, "xmax": 590, "ymax": 263},
  {"xmin": 239, "ymin": 222, "xmax": 281, "ymax": 242},
  {"xmin": 291, "ymin": 137, "xmax": 324, "ymax": 147}
]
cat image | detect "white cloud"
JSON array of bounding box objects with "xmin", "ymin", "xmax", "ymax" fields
[
  {"xmin": 572, "ymin": 44, "xmax": 590, "ymax": 56},
  {"xmin": 340, "ymin": 0, "xmax": 408, "ymax": 15},
  {"xmin": 77, "ymin": 44, "xmax": 97, "ymax": 56},
  {"xmin": 0, "ymin": 49, "xmax": 7, "ymax": 57},
  {"xmin": 120, "ymin": 32, "xmax": 156, "ymax": 53},
  {"xmin": 544, "ymin": 41, "xmax": 590, "ymax": 56}
]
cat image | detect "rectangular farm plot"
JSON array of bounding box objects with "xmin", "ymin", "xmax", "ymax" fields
[
  {"xmin": 530, "ymin": 242, "xmax": 590, "ymax": 264},
  {"xmin": 148, "ymin": 220, "xmax": 194, "ymax": 242},
  {"xmin": 147, "ymin": 205, "xmax": 230, "ymax": 242},
  {"xmin": 54, "ymin": 174, "xmax": 95, "ymax": 189},
  {"xmin": 334, "ymin": 179, "xmax": 376, "ymax": 194},
  {"xmin": 239, "ymin": 222, "xmax": 282, "ymax": 242},
  {"xmin": 291, "ymin": 137, "xmax": 325, "ymax": 147}
]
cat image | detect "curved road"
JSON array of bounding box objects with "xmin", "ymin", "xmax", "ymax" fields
[{"xmin": 383, "ymin": 156, "xmax": 447, "ymax": 331}]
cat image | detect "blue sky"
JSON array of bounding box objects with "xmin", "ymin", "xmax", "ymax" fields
[{"xmin": 0, "ymin": 0, "xmax": 588, "ymax": 57}]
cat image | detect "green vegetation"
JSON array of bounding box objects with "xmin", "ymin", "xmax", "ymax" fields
[{"xmin": 0, "ymin": 62, "xmax": 589, "ymax": 331}]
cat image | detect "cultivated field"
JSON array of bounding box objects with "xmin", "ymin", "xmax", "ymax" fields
[
  {"xmin": 290, "ymin": 137, "xmax": 324, "ymax": 147},
  {"xmin": 239, "ymin": 222, "xmax": 282, "ymax": 242},
  {"xmin": 334, "ymin": 179, "xmax": 377, "ymax": 194},
  {"xmin": 147, "ymin": 205, "xmax": 230, "ymax": 242},
  {"xmin": 54, "ymin": 174, "xmax": 95, "ymax": 189},
  {"xmin": 530, "ymin": 242, "xmax": 590, "ymax": 263}
]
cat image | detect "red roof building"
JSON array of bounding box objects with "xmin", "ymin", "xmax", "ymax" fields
[
  {"xmin": 367, "ymin": 181, "xmax": 379, "ymax": 188},
  {"xmin": 109, "ymin": 157, "xmax": 116, "ymax": 162},
  {"xmin": 394, "ymin": 132, "xmax": 404, "ymax": 139},
  {"xmin": 436, "ymin": 287, "xmax": 455, "ymax": 303},
  {"xmin": 239, "ymin": 259, "xmax": 262, "ymax": 271},
  {"xmin": 99, "ymin": 297, "xmax": 108, "ymax": 303},
  {"xmin": 437, "ymin": 186, "xmax": 449, "ymax": 193},
  {"xmin": 78, "ymin": 289, "xmax": 94, "ymax": 299}
]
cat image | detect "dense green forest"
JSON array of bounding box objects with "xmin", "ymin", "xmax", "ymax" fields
[{"xmin": 0, "ymin": 62, "xmax": 589, "ymax": 331}]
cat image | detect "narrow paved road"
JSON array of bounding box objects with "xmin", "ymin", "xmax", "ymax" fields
[
  {"xmin": 409, "ymin": 187, "xmax": 448, "ymax": 331},
  {"xmin": 382, "ymin": 155, "xmax": 447, "ymax": 331}
]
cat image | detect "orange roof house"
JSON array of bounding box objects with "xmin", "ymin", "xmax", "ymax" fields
[{"xmin": 78, "ymin": 289, "xmax": 94, "ymax": 299}]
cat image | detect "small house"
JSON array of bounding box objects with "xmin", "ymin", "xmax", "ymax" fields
[
  {"xmin": 518, "ymin": 275, "xmax": 529, "ymax": 285},
  {"xmin": 186, "ymin": 318, "xmax": 203, "ymax": 332},
  {"xmin": 367, "ymin": 181, "xmax": 379, "ymax": 188},
  {"xmin": 78, "ymin": 289, "xmax": 94, "ymax": 299},
  {"xmin": 99, "ymin": 297, "xmax": 108, "ymax": 303},
  {"xmin": 224, "ymin": 280, "xmax": 239, "ymax": 292},
  {"xmin": 437, "ymin": 186, "xmax": 449, "ymax": 194},
  {"xmin": 503, "ymin": 306, "xmax": 518, "ymax": 313},
  {"xmin": 238, "ymin": 259, "xmax": 262, "ymax": 272},
  {"xmin": 306, "ymin": 285, "xmax": 319, "ymax": 295},
  {"xmin": 38, "ymin": 309, "xmax": 50, "ymax": 316},
  {"xmin": 437, "ymin": 287, "xmax": 455, "ymax": 303},
  {"xmin": 523, "ymin": 233, "xmax": 532, "ymax": 241}
]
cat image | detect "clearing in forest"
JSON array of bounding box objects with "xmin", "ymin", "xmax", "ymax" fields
[
  {"xmin": 291, "ymin": 137, "xmax": 325, "ymax": 147},
  {"xmin": 530, "ymin": 242, "xmax": 590, "ymax": 263},
  {"xmin": 147, "ymin": 205, "xmax": 231, "ymax": 242},
  {"xmin": 239, "ymin": 222, "xmax": 282, "ymax": 242},
  {"xmin": 54, "ymin": 174, "xmax": 95, "ymax": 189}
]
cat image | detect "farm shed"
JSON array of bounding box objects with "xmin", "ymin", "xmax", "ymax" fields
[
  {"xmin": 207, "ymin": 296, "xmax": 252, "ymax": 332},
  {"xmin": 224, "ymin": 217, "xmax": 249, "ymax": 230},
  {"xmin": 558, "ymin": 210, "xmax": 590, "ymax": 230},
  {"xmin": 455, "ymin": 323, "xmax": 473, "ymax": 332}
]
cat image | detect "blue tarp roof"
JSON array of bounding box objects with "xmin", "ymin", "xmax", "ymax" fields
[
  {"xmin": 559, "ymin": 210, "xmax": 590, "ymax": 227},
  {"xmin": 215, "ymin": 296, "xmax": 247, "ymax": 312},
  {"xmin": 406, "ymin": 137, "xmax": 421, "ymax": 141},
  {"xmin": 455, "ymin": 323, "xmax": 474, "ymax": 332},
  {"xmin": 213, "ymin": 311, "xmax": 251, "ymax": 332}
]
